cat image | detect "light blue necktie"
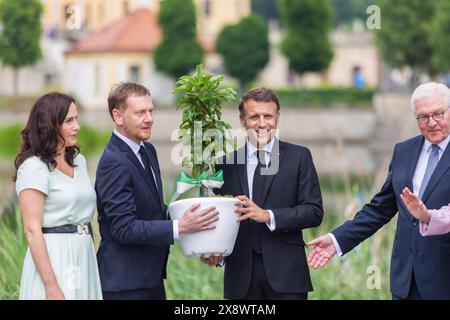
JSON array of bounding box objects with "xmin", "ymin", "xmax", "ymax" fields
[{"xmin": 419, "ymin": 144, "xmax": 440, "ymax": 199}]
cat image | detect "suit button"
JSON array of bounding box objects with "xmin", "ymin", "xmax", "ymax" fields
[{"xmin": 410, "ymin": 248, "xmax": 413, "ymax": 253}]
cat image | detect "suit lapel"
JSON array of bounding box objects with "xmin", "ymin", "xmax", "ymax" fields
[
  {"xmin": 236, "ymin": 146, "xmax": 250, "ymax": 197},
  {"xmin": 405, "ymin": 136, "xmax": 424, "ymax": 191},
  {"xmin": 421, "ymin": 141, "xmax": 450, "ymax": 202},
  {"xmin": 111, "ymin": 134, "xmax": 161, "ymax": 202}
]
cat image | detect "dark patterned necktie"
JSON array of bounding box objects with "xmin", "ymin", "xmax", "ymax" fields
[
  {"xmin": 250, "ymin": 150, "xmax": 267, "ymax": 253},
  {"xmin": 139, "ymin": 145, "xmax": 158, "ymax": 193}
]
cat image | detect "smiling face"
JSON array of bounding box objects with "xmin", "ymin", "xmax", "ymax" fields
[
  {"xmin": 240, "ymin": 99, "xmax": 279, "ymax": 148},
  {"xmin": 415, "ymin": 94, "xmax": 450, "ymax": 144},
  {"xmin": 59, "ymin": 102, "xmax": 80, "ymax": 147},
  {"xmin": 113, "ymin": 94, "xmax": 154, "ymax": 143}
]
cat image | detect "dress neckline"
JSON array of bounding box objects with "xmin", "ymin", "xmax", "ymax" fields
[{"xmin": 55, "ymin": 166, "xmax": 75, "ymax": 179}]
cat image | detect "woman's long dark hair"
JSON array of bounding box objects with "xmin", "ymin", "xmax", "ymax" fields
[{"xmin": 13, "ymin": 92, "xmax": 80, "ymax": 181}]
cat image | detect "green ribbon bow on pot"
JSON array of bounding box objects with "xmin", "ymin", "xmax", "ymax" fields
[{"xmin": 169, "ymin": 170, "xmax": 224, "ymax": 203}]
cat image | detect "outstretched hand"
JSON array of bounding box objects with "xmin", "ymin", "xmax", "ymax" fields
[
  {"xmin": 400, "ymin": 187, "xmax": 431, "ymax": 224},
  {"xmin": 307, "ymin": 234, "xmax": 337, "ymax": 269}
]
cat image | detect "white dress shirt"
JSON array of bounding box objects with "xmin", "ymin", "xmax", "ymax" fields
[
  {"xmin": 246, "ymin": 139, "xmax": 276, "ymax": 231},
  {"xmin": 113, "ymin": 130, "xmax": 179, "ymax": 240},
  {"xmin": 330, "ymin": 134, "xmax": 450, "ymax": 256}
]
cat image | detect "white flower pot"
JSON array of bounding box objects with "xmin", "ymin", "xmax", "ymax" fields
[{"xmin": 168, "ymin": 197, "xmax": 240, "ymax": 258}]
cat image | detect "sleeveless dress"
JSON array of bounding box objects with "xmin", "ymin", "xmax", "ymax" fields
[{"xmin": 16, "ymin": 155, "xmax": 102, "ymax": 300}]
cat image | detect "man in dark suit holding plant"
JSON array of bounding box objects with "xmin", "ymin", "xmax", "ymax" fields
[
  {"xmin": 95, "ymin": 82, "xmax": 219, "ymax": 300},
  {"xmin": 202, "ymin": 87, "xmax": 324, "ymax": 300}
]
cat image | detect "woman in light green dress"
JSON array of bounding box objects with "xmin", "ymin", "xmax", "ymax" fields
[{"xmin": 13, "ymin": 92, "xmax": 102, "ymax": 300}]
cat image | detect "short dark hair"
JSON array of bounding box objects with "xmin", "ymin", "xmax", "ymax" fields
[
  {"xmin": 108, "ymin": 82, "xmax": 151, "ymax": 119},
  {"xmin": 238, "ymin": 87, "xmax": 280, "ymax": 116}
]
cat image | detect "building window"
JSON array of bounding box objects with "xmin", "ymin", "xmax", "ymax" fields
[
  {"xmin": 129, "ymin": 65, "xmax": 141, "ymax": 83},
  {"xmin": 84, "ymin": 4, "xmax": 91, "ymax": 28},
  {"xmin": 94, "ymin": 63, "xmax": 101, "ymax": 96},
  {"xmin": 64, "ymin": 5, "xmax": 70, "ymax": 23},
  {"xmin": 204, "ymin": 0, "xmax": 211, "ymax": 17},
  {"xmin": 123, "ymin": 1, "xmax": 129, "ymax": 14},
  {"xmin": 64, "ymin": 3, "xmax": 81, "ymax": 31},
  {"xmin": 98, "ymin": 1, "xmax": 105, "ymax": 24},
  {"xmin": 235, "ymin": 0, "xmax": 241, "ymax": 15}
]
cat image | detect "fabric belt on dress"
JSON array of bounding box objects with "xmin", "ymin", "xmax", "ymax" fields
[{"xmin": 42, "ymin": 223, "xmax": 92, "ymax": 235}]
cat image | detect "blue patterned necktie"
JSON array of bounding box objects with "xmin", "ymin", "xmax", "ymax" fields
[{"xmin": 419, "ymin": 144, "xmax": 440, "ymax": 199}]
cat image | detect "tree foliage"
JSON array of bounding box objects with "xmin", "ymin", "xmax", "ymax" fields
[
  {"xmin": 331, "ymin": 0, "xmax": 373, "ymax": 27},
  {"xmin": 278, "ymin": 0, "xmax": 334, "ymax": 75},
  {"xmin": 0, "ymin": 0, "xmax": 43, "ymax": 68},
  {"xmin": 375, "ymin": 0, "xmax": 436, "ymax": 75},
  {"xmin": 154, "ymin": 0, "xmax": 203, "ymax": 79},
  {"xmin": 0, "ymin": 0, "xmax": 43, "ymax": 93},
  {"xmin": 216, "ymin": 14, "xmax": 269, "ymax": 90},
  {"xmin": 430, "ymin": 0, "xmax": 450, "ymax": 73}
]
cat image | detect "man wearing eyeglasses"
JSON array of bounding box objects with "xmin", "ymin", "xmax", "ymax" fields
[{"xmin": 308, "ymin": 82, "xmax": 450, "ymax": 299}]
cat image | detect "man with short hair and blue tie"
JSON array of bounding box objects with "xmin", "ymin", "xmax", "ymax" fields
[{"xmin": 308, "ymin": 82, "xmax": 450, "ymax": 299}]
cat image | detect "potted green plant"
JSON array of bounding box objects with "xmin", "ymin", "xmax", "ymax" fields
[{"xmin": 168, "ymin": 64, "xmax": 240, "ymax": 258}]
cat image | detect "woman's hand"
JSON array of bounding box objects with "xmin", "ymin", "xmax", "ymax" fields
[{"xmin": 45, "ymin": 282, "xmax": 65, "ymax": 300}]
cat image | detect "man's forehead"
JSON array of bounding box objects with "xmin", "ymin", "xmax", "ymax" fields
[
  {"xmin": 246, "ymin": 109, "xmax": 276, "ymax": 115},
  {"xmin": 244, "ymin": 103, "xmax": 277, "ymax": 114},
  {"xmin": 416, "ymin": 94, "xmax": 447, "ymax": 108},
  {"xmin": 126, "ymin": 94, "xmax": 153, "ymax": 108}
]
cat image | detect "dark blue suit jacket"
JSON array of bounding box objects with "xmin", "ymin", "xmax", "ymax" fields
[
  {"xmin": 95, "ymin": 133, "xmax": 173, "ymax": 292},
  {"xmin": 333, "ymin": 135, "xmax": 450, "ymax": 299},
  {"xmin": 216, "ymin": 140, "xmax": 324, "ymax": 299}
]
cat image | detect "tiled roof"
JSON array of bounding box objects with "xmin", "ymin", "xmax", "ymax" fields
[{"xmin": 66, "ymin": 9, "xmax": 161, "ymax": 54}]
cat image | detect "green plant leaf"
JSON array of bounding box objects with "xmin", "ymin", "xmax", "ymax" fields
[{"xmin": 173, "ymin": 64, "xmax": 237, "ymax": 177}]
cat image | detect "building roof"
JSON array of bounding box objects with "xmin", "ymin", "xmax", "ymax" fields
[
  {"xmin": 66, "ymin": 8, "xmax": 213, "ymax": 55},
  {"xmin": 66, "ymin": 9, "xmax": 161, "ymax": 55}
]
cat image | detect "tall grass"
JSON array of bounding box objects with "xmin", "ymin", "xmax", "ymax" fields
[
  {"xmin": 0, "ymin": 172, "xmax": 395, "ymax": 300},
  {"xmin": 0, "ymin": 205, "xmax": 27, "ymax": 299},
  {"xmin": 306, "ymin": 213, "xmax": 395, "ymax": 300},
  {"xmin": 0, "ymin": 203, "xmax": 395, "ymax": 300},
  {"xmin": 165, "ymin": 243, "xmax": 224, "ymax": 299},
  {"xmin": 164, "ymin": 212, "xmax": 395, "ymax": 300}
]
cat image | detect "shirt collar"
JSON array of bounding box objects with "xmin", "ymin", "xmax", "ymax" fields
[
  {"xmin": 423, "ymin": 134, "xmax": 450, "ymax": 153},
  {"xmin": 246, "ymin": 138, "xmax": 275, "ymax": 159},
  {"xmin": 113, "ymin": 129, "xmax": 144, "ymax": 155}
]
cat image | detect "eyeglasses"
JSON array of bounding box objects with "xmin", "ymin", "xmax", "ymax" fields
[{"xmin": 415, "ymin": 110, "xmax": 447, "ymax": 124}]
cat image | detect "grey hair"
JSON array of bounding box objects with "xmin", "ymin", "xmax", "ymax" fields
[{"xmin": 410, "ymin": 82, "xmax": 450, "ymax": 113}]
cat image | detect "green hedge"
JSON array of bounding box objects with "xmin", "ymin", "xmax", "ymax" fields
[
  {"xmin": 274, "ymin": 87, "xmax": 376, "ymax": 108},
  {"xmin": 0, "ymin": 124, "xmax": 23, "ymax": 158},
  {"xmin": 172, "ymin": 86, "xmax": 376, "ymax": 110}
]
